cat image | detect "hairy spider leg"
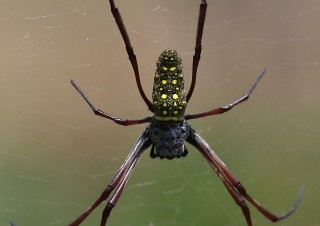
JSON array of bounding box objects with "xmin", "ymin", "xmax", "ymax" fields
[
  {"xmin": 68, "ymin": 132, "xmax": 151, "ymax": 226},
  {"xmin": 192, "ymin": 131, "xmax": 303, "ymax": 221},
  {"xmin": 186, "ymin": 68, "xmax": 266, "ymax": 120},
  {"xmin": 187, "ymin": 131, "xmax": 303, "ymax": 226},
  {"xmin": 71, "ymin": 80, "xmax": 152, "ymax": 126},
  {"xmin": 187, "ymin": 0, "xmax": 207, "ymax": 102},
  {"xmin": 109, "ymin": 0, "xmax": 153, "ymax": 112},
  {"xmin": 100, "ymin": 147, "xmax": 147, "ymax": 226}
]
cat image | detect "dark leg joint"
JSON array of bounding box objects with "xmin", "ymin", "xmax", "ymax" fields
[
  {"xmin": 101, "ymin": 185, "xmax": 114, "ymax": 200},
  {"xmin": 236, "ymin": 182, "xmax": 247, "ymax": 195},
  {"xmin": 240, "ymin": 201, "xmax": 253, "ymax": 226},
  {"xmin": 101, "ymin": 203, "xmax": 115, "ymax": 226}
]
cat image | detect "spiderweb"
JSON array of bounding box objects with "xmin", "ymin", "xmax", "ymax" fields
[{"xmin": 0, "ymin": 0, "xmax": 319, "ymax": 226}]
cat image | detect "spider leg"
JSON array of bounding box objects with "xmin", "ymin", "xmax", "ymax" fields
[
  {"xmin": 185, "ymin": 68, "xmax": 266, "ymax": 120},
  {"xmin": 187, "ymin": 131, "xmax": 253, "ymax": 226},
  {"xmin": 186, "ymin": 0, "xmax": 207, "ymax": 102},
  {"xmin": 187, "ymin": 130, "xmax": 303, "ymax": 224},
  {"xmin": 71, "ymin": 80, "xmax": 152, "ymax": 126},
  {"xmin": 108, "ymin": 0, "xmax": 153, "ymax": 112},
  {"xmin": 100, "ymin": 153, "xmax": 142, "ymax": 226},
  {"xmin": 68, "ymin": 131, "xmax": 152, "ymax": 226}
]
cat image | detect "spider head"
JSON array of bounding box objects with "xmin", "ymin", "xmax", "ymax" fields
[{"xmin": 148, "ymin": 119, "xmax": 190, "ymax": 159}]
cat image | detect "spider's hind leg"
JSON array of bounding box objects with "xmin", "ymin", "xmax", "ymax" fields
[{"xmin": 108, "ymin": 0, "xmax": 153, "ymax": 111}]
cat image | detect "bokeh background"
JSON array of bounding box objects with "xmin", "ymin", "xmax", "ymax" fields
[{"xmin": 1, "ymin": 0, "xmax": 319, "ymax": 225}]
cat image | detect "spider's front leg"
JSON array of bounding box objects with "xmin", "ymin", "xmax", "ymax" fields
[
  {"xmin": 187, "ymin": 130, "xmax": 254, "ymax": 225},
  {"xmin": 68, "ymin": 131, "xmax": 152, "ymax": 226},
  {"xmin": 187, "ymin": 130, "xmax": 303, "ymax": 225}
]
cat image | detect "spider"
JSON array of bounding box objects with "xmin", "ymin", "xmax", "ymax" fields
[{"xmin": 69, "ymin": 0, "xmax": 303, "ymax": 225}]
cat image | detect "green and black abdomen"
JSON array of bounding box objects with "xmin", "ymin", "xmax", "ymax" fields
[
  {"xmin": 149, "ymin": 49, "xmax": 190, "ymax": 159},
  {"xmin": 152, "ymin": 49, "xmax": 186, "ymax": 121}
]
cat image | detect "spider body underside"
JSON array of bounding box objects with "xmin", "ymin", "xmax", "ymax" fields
[
  {"xmin": 69, "ymin": 0, "xmax": 303, "ymax": 226},
  {"xmin": 149, "ymin": 117, "xmax": 190, "ymax": 159},
  {"xmin": 150, "ymin": 49, "xmax": 190, "ymax": 159}
]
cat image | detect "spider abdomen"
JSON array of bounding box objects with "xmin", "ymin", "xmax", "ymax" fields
[
  {"xmin": 149, "ymin": 119, "xmax": 190, "ymax": 159},
  {"xmin": 152, "ymin": 49, "xmax": 187, "ymax": 121}
]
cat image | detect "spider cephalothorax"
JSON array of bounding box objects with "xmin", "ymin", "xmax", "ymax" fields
[
  {"xmin": 69, "ymin": 1, "xmax": 302, "ymax": 226},
  {"xmin": 149, "ymin": 118, "xmax": 190, "ymax": 159}
]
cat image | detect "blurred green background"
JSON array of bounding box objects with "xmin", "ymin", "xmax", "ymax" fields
[{"xmin": 0, "ymin": 0, "xmax": 319, "ymax": 225}]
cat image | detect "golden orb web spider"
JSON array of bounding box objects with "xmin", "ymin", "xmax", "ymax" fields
[{"xmin": 69, "ymin": 0, "xmax": 303, "ymax": 225}]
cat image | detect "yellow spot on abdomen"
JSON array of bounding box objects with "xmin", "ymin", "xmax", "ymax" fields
[
  {"xmin": 170, "ymin": 67, "xmax": 176, "ymax": 71},
  {"xmin": 162, "ymin": 66, "xmax": 168, "ymax": 71},
  {"xmin": 161, "ymin": 94, "xmax": 167, "ymax": 99},
  {"xmin": 174, "ymin": 111, "xmax": 179, "ymax": 115},
  {"xmin": 173, "ymin": 94, "xmax": 178, "ymax": 99},
  {"xmin": 172, "ymin": 80, "xmax": 177, "ymax": 84},
  {"xmin": 163, "ymin": 110, "xmax": 168, "ymax": 115},
  {"xmin": 162, "ymin": 80, "xmax": 167, "ymax": 85}
]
